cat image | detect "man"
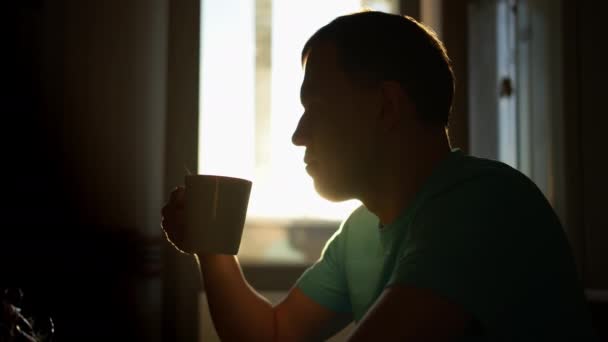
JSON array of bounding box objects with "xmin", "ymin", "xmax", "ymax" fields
[{"xmin": 162, "ymin": 11, "xmax": 597, "ymax": 341}]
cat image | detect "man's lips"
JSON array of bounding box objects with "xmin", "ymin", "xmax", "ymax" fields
[
  {"xmin": 304, "ymin": 155, "xmax": 317, "ymax": 165},
  {"xmin": 305, "ymin": 160, "xmax": 318, "ymax": 174},
  {"xmin": 304, "ymin": 151, "xmax": 318, "ymax": 174}
]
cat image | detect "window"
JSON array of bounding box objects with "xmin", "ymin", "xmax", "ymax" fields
[
  {"xmin": 468, "ymin": 0, "xmax": 566, "ymax": 222},
  {"xmin": 198, "ymin": 0, "xmax": 399, "ymax": 264}
]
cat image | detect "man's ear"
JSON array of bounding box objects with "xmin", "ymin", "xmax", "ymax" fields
[{"xmin": 379, "ymin": 81, "xmax": 413, "ymax": 131}]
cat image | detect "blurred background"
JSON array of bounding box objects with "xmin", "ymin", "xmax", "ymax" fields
[{"xmin": 1, "ymin": 0, "xmax": 606, "ymax": 341}]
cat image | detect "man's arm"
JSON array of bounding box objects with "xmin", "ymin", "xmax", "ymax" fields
[
  {"xmin": 162, "ymin": 186, "xmax": 351, "ymax": 340},
  {"xmin": 347, "ymin": 285, "xmax": 472, "ymax": 342},
  {"xmin": 199, "ymin": 254, "xmax": 351, "ymax": 341},
  {"xmin": 275, "ymin": 286, "xmax": 352, "ymax": 341}
]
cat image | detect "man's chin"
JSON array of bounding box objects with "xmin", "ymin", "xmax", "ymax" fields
[{"xmin": 313, "ymin": 179, "xmax": 353, "ymax": 203}]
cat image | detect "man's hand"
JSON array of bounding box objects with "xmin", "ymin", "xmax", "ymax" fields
[
  {"xmin": 161, "ymin": 186, "xmax": 191, "ymax": 254},
  {"xmin": 160, "ymin": 186, "xmax": 355, "ymax": 341}
]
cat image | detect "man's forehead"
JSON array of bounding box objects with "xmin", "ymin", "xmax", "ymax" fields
[
  {"xmin": 301, "ymin": 42, "xmax": 343, "ymax": 98},
  {"xmin": 304, "ymin": 42, "xmax": 339, "ymax": 72},
  {"xmin": 300, "ymin": 73, "xmax": 335, "ymax": 101}
]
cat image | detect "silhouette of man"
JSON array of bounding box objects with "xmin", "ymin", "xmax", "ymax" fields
[{"xmin": 162, "ymin": 11, "xmax": 597, "ymax": 341}]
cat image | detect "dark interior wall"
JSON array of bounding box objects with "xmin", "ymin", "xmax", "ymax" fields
[
  {"xmin": 399, "ymin": 0, "xmax": 420, "ymax": 19},
  {"xmin": 441, "ymin": 0, "xmax": 469, "ymax": 152},
  {"xmin": 2, "ymin": 0, "xmax": 167, "ymax": 340},
  {"xmin": 561, "ymin": 0, "xmax": 607, "ymax": 337},
  {"xmin": 57, "ymin": 0, "xmax": 168, "ymax": 233},
  {"xmin": 574, "ymin": 2, "xmax": 608, "ymax": 335},
  {"xmin": 562, "ymin": 0, "xmax": 608, "ymax": 289},
  {"xmin": 577, "ymin": 0, "xmax": 608, "ymax": 291},
  {"xmin": 162, "ymin": 0, "xmax": 201, "ymax": 340}
]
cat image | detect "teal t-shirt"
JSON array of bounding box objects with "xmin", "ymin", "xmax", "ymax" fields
[{"xmin": 296, "ymin": 149, "xmax": 597, "ymax": 340}]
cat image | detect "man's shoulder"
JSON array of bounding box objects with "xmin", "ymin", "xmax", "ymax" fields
[
  {"xmin": 455, "ymin": 154, "xmax": 524, "ymax": 184},
  {"xmin": 414, "ymin": 154, "xmax": 558, "ymax": 234},
  {"xmin": 435, "ymin": 154, "xmax": 540, "ymax": 203}
]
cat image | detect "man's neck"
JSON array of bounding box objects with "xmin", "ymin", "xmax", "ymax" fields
[{"xmin": 362, "ymin": 132, "xmax": 451, "ymax": 226}]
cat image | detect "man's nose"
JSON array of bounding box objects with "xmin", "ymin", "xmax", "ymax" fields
[{"xmin": 292, "ymin": 114, "xmax": 309, "ymax": 146}]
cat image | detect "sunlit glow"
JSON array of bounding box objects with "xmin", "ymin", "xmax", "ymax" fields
[
  {"xmin": 200, "ymin": 0, "xmax": 393, "ymax": 221},
  {"xmin": 199, "ymin": 0, "xmax": 255, "ymax": 181}
]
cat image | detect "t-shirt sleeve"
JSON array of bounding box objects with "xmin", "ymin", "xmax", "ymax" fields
[
  {"xmin": 387, "ymin": 174, "xmax": 533, "ymax": 320},
  {"xmin": 295, "ymin": 221, "xmax": 351, "ymax": 314}
]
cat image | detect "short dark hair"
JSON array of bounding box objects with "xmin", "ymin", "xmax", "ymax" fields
[{"xmin": 302, "ymin": 11, "xmax": 454, "ymax": 127}]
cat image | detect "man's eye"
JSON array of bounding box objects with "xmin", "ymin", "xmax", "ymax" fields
[
  {"xmin": 304, "ymin": 107, "xmax": 318, "ymax": 115},
  {"xmin": 305, "ymin": 103, "xmax": 321, "ymax": 113}
]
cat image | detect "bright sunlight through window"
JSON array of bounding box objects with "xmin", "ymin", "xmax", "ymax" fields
[
  {"xmin": 199, "ymin": 0, "xmax": 398, "ymax": 262},
  {"xmin": 198, "ymin": 0, "xmax": 390, "ymax": 220}
]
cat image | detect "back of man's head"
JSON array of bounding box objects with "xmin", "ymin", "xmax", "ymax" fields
[{"xmin": 302, "ymin": 11, "xmax": 454, "ymax": 128}]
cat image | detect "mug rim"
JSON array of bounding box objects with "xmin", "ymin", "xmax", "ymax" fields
[{"xmin": 185, "ymin": 174, "xmax": 252, "ymax": 184}]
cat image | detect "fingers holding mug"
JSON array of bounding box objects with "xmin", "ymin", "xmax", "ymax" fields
[{"xmin": 161, "ymin": 186, "xmax": 190, "ymax": 253}]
